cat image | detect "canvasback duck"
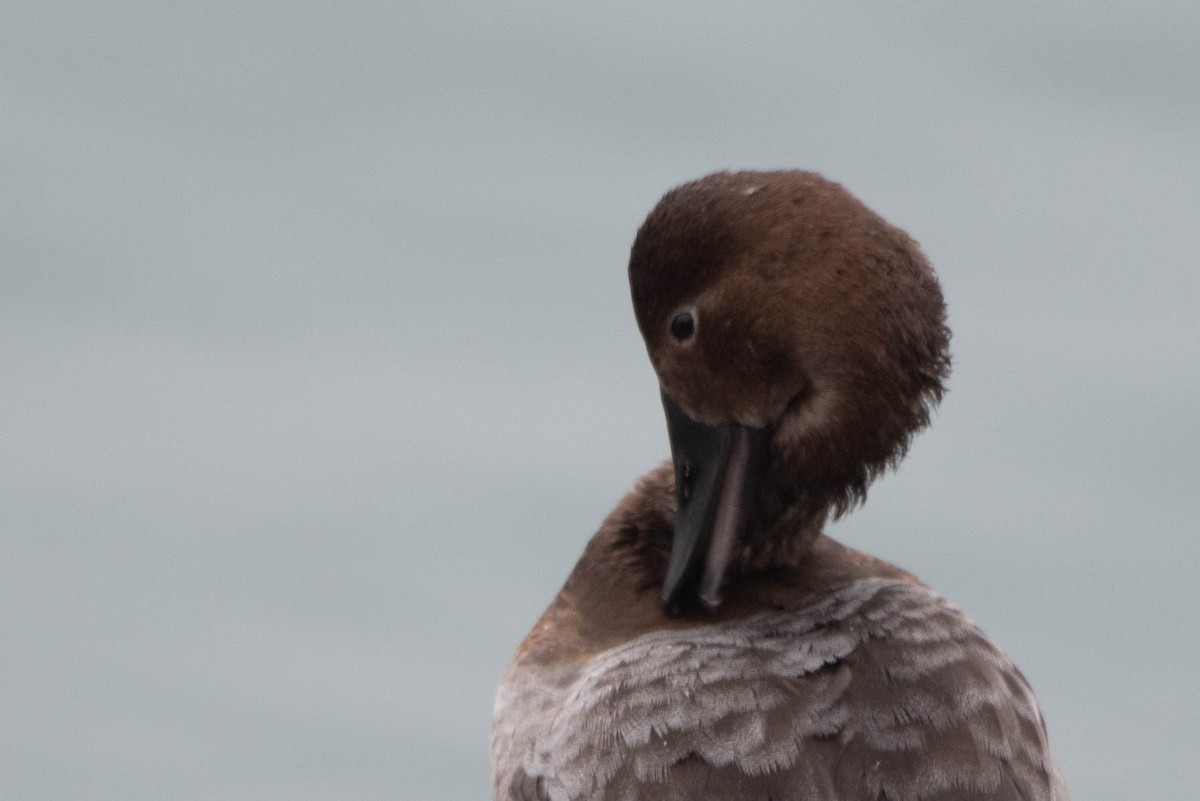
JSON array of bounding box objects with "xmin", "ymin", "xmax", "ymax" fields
[{"xmin": 491, "ymin": 170, "xmax": 1068, "ymax": 801}]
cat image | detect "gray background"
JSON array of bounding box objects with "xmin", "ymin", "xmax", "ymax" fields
[{"xmin": 3, "ymin": 2, "xmax": 1197, "ymax": 799}]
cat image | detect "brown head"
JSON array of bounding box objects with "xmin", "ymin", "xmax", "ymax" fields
[{"xmin": 629, "ymin": 170, "xmax": 950, "ymax": 612}]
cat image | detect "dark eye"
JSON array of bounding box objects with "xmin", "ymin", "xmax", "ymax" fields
[{"xmin": 670, "ymin": 310, "xmax": 695, "ymax": 341}]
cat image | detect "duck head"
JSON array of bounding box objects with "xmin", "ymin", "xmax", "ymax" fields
[{"xmin": 629, "ymin": 171, "xmax": 951, "ymax": 613}]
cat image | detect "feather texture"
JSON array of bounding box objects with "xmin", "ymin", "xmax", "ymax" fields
[{"xmin": 493, "ymin": 578, "xmax": 1068, "ymax": 801}]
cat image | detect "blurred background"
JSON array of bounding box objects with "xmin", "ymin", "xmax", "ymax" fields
[{"xmin": 3, "ymin": 2, "xmax": 1197, "ymax": 798}]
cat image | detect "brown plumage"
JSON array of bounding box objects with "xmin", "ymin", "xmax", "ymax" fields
[{"xmin": 491, "ymin": 170, "xmax": 1068, "ymax": 800}]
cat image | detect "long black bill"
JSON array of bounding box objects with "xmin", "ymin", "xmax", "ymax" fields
[{"xmin": 660, "ymin": 392, "xmax": 770, "ymax": 613}]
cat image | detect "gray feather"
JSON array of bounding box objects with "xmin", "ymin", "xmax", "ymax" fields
[{"xmin": 492, "ymin": 578, "xmax": 1068, "ymax": 801}]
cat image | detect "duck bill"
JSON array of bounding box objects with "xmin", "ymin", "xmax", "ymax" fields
[{"xmin": 660, "ymin": 392, "xmax": 770, "ymax": 613}]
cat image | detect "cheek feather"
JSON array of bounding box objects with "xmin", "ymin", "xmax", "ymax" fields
[{"xmin": 773, "ymin": 379, "xmax": 840, "ymax": 453}]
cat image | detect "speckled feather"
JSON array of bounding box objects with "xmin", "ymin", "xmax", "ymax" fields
[{"xmin": 493, "ymin": 577, "xmax": 1066, "ymax": 801}]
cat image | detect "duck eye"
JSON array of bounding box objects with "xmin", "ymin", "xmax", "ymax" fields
[{"xmin": 670, "ymin": 310, "xmax": 696, "ymax": 341}]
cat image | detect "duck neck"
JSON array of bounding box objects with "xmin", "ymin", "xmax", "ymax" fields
[{"xmin": 737, "ymin": 504, "xmax": 826, "ymax": 574}]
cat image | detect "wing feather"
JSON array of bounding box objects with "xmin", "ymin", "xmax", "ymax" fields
[{"xmin": 493, "ymin": 578, "xmax": 1068, "ymax": 800}]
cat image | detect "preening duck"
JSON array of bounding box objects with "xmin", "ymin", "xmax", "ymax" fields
[{"xmin": 491, "ymin": 170, "xmax": 1068, "ymax": 801}]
